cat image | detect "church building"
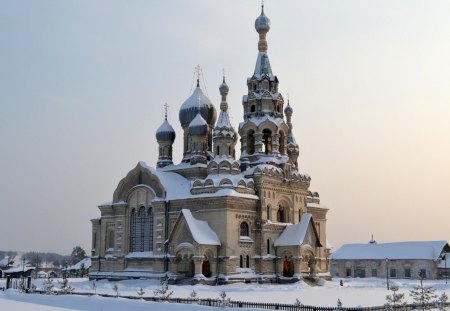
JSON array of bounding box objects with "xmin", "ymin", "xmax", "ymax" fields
[{"xmin": 90, "ymin": 6, "xmax": 331, "ymax": 283}]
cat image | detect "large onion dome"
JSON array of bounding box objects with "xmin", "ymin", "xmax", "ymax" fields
[
  {"xmin": 179, "ymin": 83, "xmax": 217, "ymax": 128},
  {"xmin": 188, "ymin": 112, "xmax": 208, "ymax": 136},
  {"xmin": 255, "ymin": 5, "xmax": 271, "ymax": 32},
  {"xmin": 156, "ymin": 119, "xmax": 176, "ymax": 142}
]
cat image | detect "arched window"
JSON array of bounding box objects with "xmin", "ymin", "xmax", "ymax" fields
[
  {"xmin": 266, "ymin": 205, "xmax": 271, "ymax": 220},
  {"xmin": 240, "ymin": 222, "xmax": 249, "ymax": 237},
  {"xmin": 240, "ymin": 255, "xmax": 243, "ymax": 268},
  {"xmin": 216, "ymin": 146, "xmax": 220, "ymax": 156},
  {"xmin": 279, "ymin": 131, "xmax": 286, "ymax": 155},
  {"xmin": 262, "ymin": 129, "xmax": 272, "ymax": 154},
  {"xmin": 247, "ymin": 130, "xmax": 255, "ymax": 154},
  {"xmin": 246, "ymin": 255, "xmax": 250, "ymax": 268},
  {"xmin": 277, "ymin": 206, "xmax": 285, "ymax": 223},
  {"xmin": 267, "ymin": 239, "xmax": 271, "ymax": 255},
  {"xmin": 130, "ymin": 206, "xmax": 154, "ymax": 252},
  {"xmin": 250, "ymin": 105, "xmax": 256, "ymax": 112}
]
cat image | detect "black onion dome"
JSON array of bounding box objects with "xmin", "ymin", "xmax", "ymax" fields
[
  {"xmin": 179, "ymin": 86, "xmax": 217, "ymax": 128},
  {"xmin": 156, "ymin": 119, "xmax": 176, "ymax": 142},
  {"xmin": 188, "ymin": 113, "xmax": 208, "ymax": 136}
]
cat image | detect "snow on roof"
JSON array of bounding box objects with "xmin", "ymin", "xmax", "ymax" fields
[
  {"xmin": 68, "ymin": 258, "xmax": 91, "ymax": 270},
  {"xmin": 156, "ymin": 119, "xmax": 175, "ymax": 134},
  {"xmin": 331, "ymin": 241, "xmax": 449, "ymax": 260},
  {"xmin": 307, "ymin": 203, "xmax": 329, "ymax": 210},
  {"xmin": 274, "ymin": 213, "xmax": 312, "ymax": 247},
  {"xmin": 180, "ymin": 209, "xmax": 221, "ymax": 246},
  {"xmin": 0, "ymin": 257, "xmax": 10, "ymax": 266},
  {"xmin": 3, "ymin": 265, "xmax": 35, "ymax": 273}
]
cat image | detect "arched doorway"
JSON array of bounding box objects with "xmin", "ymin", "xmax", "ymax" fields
[
  {"xmin": 202, "ymin": 260, "xmax": 211, "ymax": 277},
  {"xmin": 282, "ymin": 257, "xmax": 294, "ymax": 277}
]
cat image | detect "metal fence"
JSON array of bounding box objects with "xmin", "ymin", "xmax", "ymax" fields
[{"xmin": 31, "ymin": 290, "xmax": 448, "ymax": 311}]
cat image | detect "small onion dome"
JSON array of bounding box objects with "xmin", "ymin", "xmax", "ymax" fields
[
  {"xmin": 188, "ymin": 112, "xmax": 208, "ymax": 136},
  {"xmin": 284, "ymin": 101, "xmax": 293, "ymax": 115},
  {"xmin": 179, "ymin": 85, "xmax": 217, "ymax": 128},
  {"xmin": 156, "ymin": 119, "xmax": 176, "ymax": 142},
  {"xmin": 219, "ymin": 77, "xmax": 229, "ymax": 95},
  {"xmin": 255, "ymin": 5, "xmax": 271, "ymax": 32}
]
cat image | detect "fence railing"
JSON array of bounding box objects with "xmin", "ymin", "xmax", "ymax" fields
[{"xmin": 29, "ymin": 290, "xmax": 448, "ymax": 311}]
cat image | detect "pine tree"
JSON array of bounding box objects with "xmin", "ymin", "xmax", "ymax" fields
[
  {"xmin": 42, "ymin": 276, "xmax": 54, "ymax": 294},
  {"xmin": 190, "ymin": 289, "xmax": 198, "ymax": 300},
  {"xmin": 294, "ymin": 298, "xmax": 303, "ymax": 306},
  {"xmin": 385, "ymin": 284, "xmax": 405, "ymax": 310},
  {"xmin": 111, "ymin": 283, "xmax": 119, "ymax": 298},
  {"xmin": 137, "ymin": 287, "xmax": 145, "ymax": 297},
  {"xmin": 153, "ymin": 278, "xmax": 173, "ymax": 301},
  {"xmin": 435, "ymin": 292, "xmax": 449, "ymax": 311},
  {"xmin": 59, "ymin": 278, "xmax": 74, "ymax": 294},
  {"xmin": 335, "ymin": 298, "xmax": 343, "ymax": 311},
  {"xmin": 218, "ymin": 291, "xmax": 231, "ymax": 308},
  {"xmin": 409, "ymin": 272, "xmax": 437, "ymax": 311}
]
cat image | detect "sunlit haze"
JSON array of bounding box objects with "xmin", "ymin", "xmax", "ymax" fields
[{"xmin": 1, "ymin": 0, "xmax": 449, "ymax": 254}]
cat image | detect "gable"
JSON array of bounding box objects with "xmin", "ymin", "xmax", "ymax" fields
[{"xmin": 113, "ymin": 162, "xmax": 165, "ymax": 203}]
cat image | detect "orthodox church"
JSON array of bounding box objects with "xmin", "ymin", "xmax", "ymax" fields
[{"xmin": 90, "ymin": 6, "xmax": 331, "ymax": 283}]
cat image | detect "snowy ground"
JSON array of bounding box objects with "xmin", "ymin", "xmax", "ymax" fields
[{"xmin": 0, "ymin": 277, "xmax": 449, "ymax": 310}]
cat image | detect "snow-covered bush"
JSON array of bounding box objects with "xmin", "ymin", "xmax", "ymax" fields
[
  {"xmin": 42, "ymin": 277, "xmax": 54, "ymax": 294},
  {"xmin": 137, "ymin": 287, "xmax": 145, "ymax": 297},
  {"xmin": 190, "ymin": 289, "xmax": 198, "ymax": 300},
  {"xmin": 294, "ymin": 298, "xmax": 303, "ymax": 306},
  {"xmin": 435, "ymin": 292, "xmax": 449, "ymax": 311},
  {"xmin": 111, "ymin": 283, "xmax": 119, "ymax": 298},
  {"xmin": 335, "ymin": 298, "xmax": 343, "ymax": 311},
  {"xmin": 409, "ymin": 274, "xmax": 437, "ymax": 311},
  {"xmin": 59, "ymin": 278, "xmax": 74, "ymax": 294},
  {"xmin": 218, "ymin": 291, "xmax": 231, "ymax": 308},
  {"xmin": 385, "ymin": 284, "xmax": 405, "ymax": 310},
  {"xmin": 153, "ymin": 278, "xmax": 173, "ymax": 301}
]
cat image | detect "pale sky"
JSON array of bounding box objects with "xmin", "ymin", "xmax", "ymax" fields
[{"xmin": 1, "ymin": 0, "xmax": 449, "ymax": 254}]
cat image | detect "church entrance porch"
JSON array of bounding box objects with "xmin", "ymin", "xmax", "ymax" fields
[
  {"xmin": 202, "ymin": 260, "xmax": 211, "ymax": 277},
  {"xmin": 282, "ymin": 258, "xmax": 294, "ymax": 277}
]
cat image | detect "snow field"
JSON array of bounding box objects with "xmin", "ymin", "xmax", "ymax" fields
[{"xmin": 0, "ymin": 277, "xmax": 449, "ymax": 309}]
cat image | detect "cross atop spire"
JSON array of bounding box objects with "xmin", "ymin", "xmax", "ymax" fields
[
  {"xmin": 195, "ymin": 64, "xmax": 201, "ymax": 87},
  {"xmin": 163, "ymin": 103, "xmax": 169, "ymax": 120}
]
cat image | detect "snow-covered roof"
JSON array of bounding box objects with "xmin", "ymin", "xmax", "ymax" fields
[
  {"xmin": 331, "ymin": 241, "xmax": 449, "ymax": 260},
  {"xmin": 0, "ymin": 257, "xmax": 10, "ymax": 266},
  {"xmin": 307, "ymin": 203, "xmax": 329, "ymax": 210},
  {"xmin": 274, "ymin": 213, "xmax": 313, "ymax": 247},
  {"xmin": 63, "ymin": 257, "xmax": 91, "ymax": 271},
  {"xmin": 3, "ymin": 265, "xmax": 35, "ymax": 273},
  {"xmin": 178, "ymin": 209, "xmax": 221, "ymax": 246}
]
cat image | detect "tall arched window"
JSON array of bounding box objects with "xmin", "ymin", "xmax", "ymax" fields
[
  {"xmin": 247, "ymin": 130, "xmax": 255, "ymax": 154},
  {"xmin": 246, "ymin": 255, "xmax": 250, "ymax": 268},
  {"xmin": 130, "ymin": 206, "xmax": 154, "ymax": 252},
  {"xmin": 262, "ymin": 129, "xmax": 272, "ymax": 154},
  {"xmin": 267, "ymin": 239, "xmax": 271, "ymax": 255},
  {"xmin": 240, "ymin": 222, "xmax": 249, "ymax": 237},
  {"xmin": 240, "ymin": 255, "xmax": 243, "ymax": 268},
  {"xmin": 277, "ymin": 206, "xmax": 285, "ymax": 222},
  {"xmin": 279, "ymin": 131, "xmax": 286, "ymax": 155},
  {"xmin": 266, "ymin": 205, "xmax": 271, "ymax": 220}
]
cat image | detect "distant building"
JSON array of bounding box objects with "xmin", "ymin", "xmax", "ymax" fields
[
  {"xmin": 330, "ymin": 240, "xmax": 450, "ymax": 279},
  {"xmin": 62, "ymin": 258, "xmax": 91, "ymax": 277},
  {"xmin": 2, "ymin": 264, "xmax": 35, "ymax": 278}
]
